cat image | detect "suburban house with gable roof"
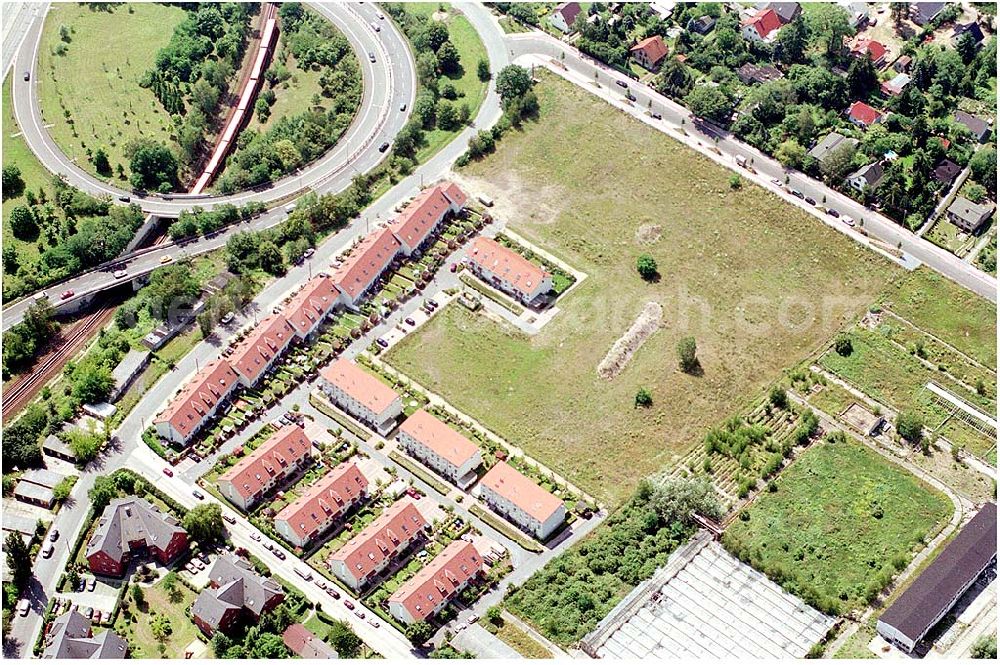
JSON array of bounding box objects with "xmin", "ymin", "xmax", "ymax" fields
[
  {"xmin": 228, "ymin": 314, "xmax": 297, "ymax": 387},
  {"xmin": 475, "ymin": 462, "xmax": 566, "ymax": 541},
  {"xmin": 43, "ymin": 610, "xmax": 128, "ymax": 659},
  {"xmin": 331, "ymin": 228, "xmax": 402, "ymax": 308},
  {"xmin": 550, "ymin": 2, "xmax": 582, "ymax": 33},
  {"xmin": 274, "ymin": 461, "xmax": 369, "ymax": 548},
  {"xmin": 217, "ymin": 424, "xmax": 314, "ymax": 512},
  {"xmin": 153, "ymin": 359, "xmax": 240, "ymax": 445},
  {"xmin": 283, "ymin": 276, "xmax": 341, "ymax": 340},
  {"xmin": 390, "ymin": 181, "xmax": 467, "ymax": 256},
  {"xmin": 387, "ymin": 540, "xmax": 485, "ymax": 624},
  {"xmin": 847, "ymin": 162, "xmax": 885, "ymax": 193},
  {"xmin": 740, "ymin": 8, "xmax": 782, "ymax": 43},
  {"xmin": 630, "ymin": 35, "xmax": 669, "ymax": 71},
  {"xmin": 192, "ymin": 553, "xmax": 285, "ymax": 636},
  {"xmin": 947, "ymin": 196, "xmax": 996, "ymax": 234},
  {"xmin": 845, "ymin": 36, "xmax": 888, "ymax": 67},
  {"xmin": 397, "ymin": 409, "xmax": 482, "ymax": 490},
  {"xmin": 847, "ymin": 101, "xmax": 884, "ymax": 127},
  {"xmin": 954, "ymin": 111, "xmax": 992, "ymax": 143},
  {"xmin": 328, "ymin": 499, "xmax": 429, "ymax": 590},
  {"xmin": 282, "ymin": 624, "xmax": 338, "ymax": 659},
  {"xmin": 319, "ymin": 358, "xmax": 403, "ymax": 436},
  {"xmin": 85, "ymin": 497, "xmax": 188, "ymax": 577},
  {"xmin": 466, "ymin": 237, "xmax": 553, "ymax": 306}
]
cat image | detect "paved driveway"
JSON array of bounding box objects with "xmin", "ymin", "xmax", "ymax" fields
[{"xmin": 452, "ymin": 624, "xmax": 522, "ymax": 659}]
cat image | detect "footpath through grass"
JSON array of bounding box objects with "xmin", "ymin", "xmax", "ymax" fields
[
  {"xmin": 386, "ymin": 71, "xmax": 898, "ymax": 504},
  {"xmin": 723, "ymin": 439, "xmax": 951, "ymax": 616}
]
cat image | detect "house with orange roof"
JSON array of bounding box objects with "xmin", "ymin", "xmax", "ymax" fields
[
  {"xmin": 284, "ymin": 276, "xmax": 340, "ymax": 340},
  {"xmin": 630, "ymin": 35, "xmax": 669, "ymax": 71},
  {"xmin": 217, "ymin": 425, "xmax": 314, "ymax": 512},
  {"xmin": 387, "ymin": 540, "xmax": 484, "ymax": 624},
  {"xmin": 390, "ymin": 182, "xmax": 467, "ymax": 256},
  {"xmin": 331, "ymin": 228, "xmax": 402, "ymax": 307},
  {"xmin": 229, "ymin": 314, "xmax": 297, "ymax": 387},
  {"xmin": 274, "ymin": 461, "xmax": 369, "ymax": 548},
  {"xmin": 846, "ymin": 36, "xmax": 888, "ymax": 68},
  {"xmin": 153, "ymin": 359, "xmax": 240, "ymax": 445},
  {"xmin": 318, "ymin": 358, "xmax": 403, "ymax": 436},
  {"xmin": 397, "ymin": 409, "xmax": 482, "ymax": 490},
  {"xmin": 475, "ymin": 462, "xmax": 566, "ymax": 541},
  {"xmin": 328, "ymin": 499, "xmax": 429, "ymax": 590},
  {"xmin": 741, "ymin": 8, "xmax": 782, "ymax": 43},
  {"xmin": 847, "ymin": 100, "xmax": 884, "ymax": 128},
  {"xmin": 466, "ymin": 237, "xmax": 553, "ymax": 306}
]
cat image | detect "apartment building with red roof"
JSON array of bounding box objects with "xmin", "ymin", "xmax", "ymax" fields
[
  {"xmin": 274, "ymin": 461, "xmax": 369, "ymax": 548},
  {"xmin": 229, "ymin": 314, "xmax": 297, "ymax": 387},
  {"xmin": 847, "ymin": 100, "xmax": 885, "ymax": 127},
  {"xmin": 284, "ymin": 276, "xmax": 340, "ymax": 340},
  {"xmin": 387, "ymin": 540, "xmax": 484, "ymax": 624},
  {"xmin": 398, "ymin": 409, "xmax": 482, "ymax": 490},
  {"xmin": 390, "ymin": 181, "xmax": 467, "ymax": 256},
  {"xmin": 217, "ymin": 425, "xmax": 314, "ymax": 512},
  {"xmin": 741, "ymin": 8, "xmax": 782, "ymax": 43},
  {"xmin": 332, "ymin": 228, "xmax": 402, "ymax": 307},
  {"xmin": 466, "ymin": 237, "xmax": 553, "ymax": 306},
  {"xmin": 630, "ymin": 35, "xmax": 669, "ymax": 71},
  {"xmin": 476, "ymin": 462, "xmax": 566, "ymax": 541},
  {"xmin": 328, "ymin": 499, "xmax": 429, "ymax": 590},
  {"xmin": 154, "ymin": 359, "xmax": 240, "ymax": 445},
  {"xmin": 318, "ymin": 358, "xmax": 403, "ymax": 436}
]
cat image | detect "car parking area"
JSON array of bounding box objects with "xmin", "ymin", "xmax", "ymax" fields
[
  {"xmin": 57, "ymin": 576, "xmax": 121, "ymax": 616},
  {"xmin": 179, "ymin": 551, "xmax": 218, "ymax": 589}
]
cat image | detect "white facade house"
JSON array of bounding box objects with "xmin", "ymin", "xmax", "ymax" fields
[
  {"xmin": 319, "ymin": 359, "xmax": 403, "ymax": 436},
  {"xmin": 466, "ymin": 237, "xmax": 553, "ymax": 306},
  {"xmin": 475, "ymin": 462, "xmax": 566, "ymax": 541},
  {"xmin": 397, "ymin": 409, "xmax": 482, "ymax": 490}
]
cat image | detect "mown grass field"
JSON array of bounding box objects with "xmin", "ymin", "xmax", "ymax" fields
[
  {"xmin": 723, "ymin": 439, "xmax": 951, "ymax": 615},
  {"xmin": 385, "ymin": 72, "xmax": 899, "ymax": 504},
  {"xmin": 114, "ymin": 576, "xmax": 204, "ymax": 658},
  {"xmin": 37, "ymin": 3, "xmax": 186, "ymax": 184}
]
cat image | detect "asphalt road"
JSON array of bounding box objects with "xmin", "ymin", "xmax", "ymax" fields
[{"xmin": 9, "ymin": 2, "xmax": 412, "ymax": 216}]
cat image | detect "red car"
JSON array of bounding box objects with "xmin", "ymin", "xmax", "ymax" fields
[
  {"xmin": 60, "ymin": 290, "xmax": 75, "ymax": 300},
  {"xmin": 162, "ymin": 467, "xmax": 174, "ymax": 477}
]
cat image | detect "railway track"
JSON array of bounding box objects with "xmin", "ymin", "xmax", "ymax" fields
[{"xmin": 1, "ymin": 304, "xmax": 117, "ymax": 421}]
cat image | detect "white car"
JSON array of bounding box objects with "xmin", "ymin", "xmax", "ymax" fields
[
  {"xmin": 770, "ymin": 178, "xmax": 783, "ymax": 187},
  {"xmin": 250, "ymin": 531, "xmax": 262, "ymax": 542},
  {"xmin": 17, "ymin": 599, "xmax": 29, "ymax": 617},
  {"xmin": 841, "ymin": 216, "xmax": 856, "ymax": 227},
  {"xmin": 113, "ymin": 270, "xmax": 128, "ymax": 279},
  {"xmin": 42, "ymin": 542, "xmax": 55, "ymax": 558}
]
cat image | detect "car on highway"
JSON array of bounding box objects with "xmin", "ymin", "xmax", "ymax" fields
[
  {"xmin": 379, "ymin": 141, "xmax": 390, "ymax": 153},
  {"xmin": 771, "ymin": 178, "xmax": 783, "ymax": 187},
  {"xmin": 295, "ymin": 567, "xmax": 313, "ymax": 581},
  {"xmin": 368, "ymin": 618, "xmax": 380, "ymax": 628},
  {"xmin": 162, "ymin": 467, "xmax": 174, "ymax": 477},
  {"xmin": 376, "ymin": 338, "xmax": 388, "ymax": 348},
  {"xmin": 625, "ymin": 90, "xmax": 636, "ymax": 101},
  {"xmin": 615, "ymin": 80, "xmax": 628, "ymax": 88},
  {"xmin": 368, "ymin": 51, "xmax": 376, "ymax": 63},
  {"xmin": 841, "ymin": 216, "xmax": 856, "ymax": 227},
  {"xmin": 60, "ymin": 290, "xmax": 74, "ymax": 300},
  {"xmin": 273, "ymin": 548, "xmax": 286, "ymax": 560},
  {"xmin": 17, "ymin": 599, "xmax": 29, "ymax": 617},
  {"xmin": 250, "ymin": 531, "xmax": 261, "ymax": 541},
  {"xmin": 222, "ymin": 512, "xmax": 236, "ymax": 525},
  {"xmin": 370, "ymin": 20, "xmax": 380, "ymax": 31},
  {"xmin": 42, "ymin": 542, "xmax": 54, "ymax": 558},
  {"xmin": 160, "ymin": 255, "xmax": 173, "ymax": 264},
  {"xmin": 650, "ymin": 112, "xmax": 662, "ymax": 120},
  {"xmin": 343, "ymin": 599, "xmax": 355, "ymax": 610},
  {"xmin": 805, "ymin": 196, "xmax": 817, "ymax": 206},
  {"xmin": 790, "ymin": 189, "xmax": 804, "ymax": 199},
  {"xmin": 326, "ymin": 587, "xmax": 340, "ymax": 599},
  {"xmin": 400, "ymin": 102, "xmax": 407, "ymax": 112},
  {"xmin": 113, "ymin": 269, "xmax": 128, "ymax": 279},
  {"xmin": 193, "ymin": 489, "xmax": 205, "ymax": 500},
  {"xmin": 354, "ymin": 609, "xmax": 366, "ymax": 619},
  {"xmin": 49, "ymin": 529, "xmax": 59, "ymax": 541},
  {"xmin": 404, "ymin": 317, "xmax": 416, "ymax": 326},
  {"xmin": 377, "ymin": 10, "xmax": 385, "ymax": 19},
  {"xmin": 826, "ymin": 209, "xmax": 840, "ymax": 218},
  {"xmin": 23, "ymin": 71, "xmax": 31, "ymax": 82}
]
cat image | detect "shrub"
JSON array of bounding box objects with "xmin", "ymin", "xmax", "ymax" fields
[
  {"xmin": 677, "ymin": 336, "xmax": 698, "ymax": 373},
  {"xmin": 635, "ymin": 254, "xmax": 658, "ymax": 281},
  {"xmin": 634, "ymin": 387, "xmax": 653, "ymax": 408}
]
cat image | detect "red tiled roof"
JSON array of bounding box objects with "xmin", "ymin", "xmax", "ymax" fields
[
  {"xmin": 389, "ymin": 182, "xmax": 467, "ymax": 252},
  {"xmin": 388, "ymin": 541, "xmax": 483, "ymax": 622},
  {"xmin": 282, "ymin": 624, "xmax": 337, "ymax": 659},
  {"xmin": 744, "ymin": 9, "xmax": 782, "ymax": 39},
  {"xmin": 229, "ymin": 314, "xmax": 296, "ymax": 385},
  {"xmin": 399, "ymin": 409, "xmax": 480, "ymax": 470},
  {"xmin": 630, "ymin": 35, "xmax": 669, "ymax": 67},
  {"xmin": 467, "ymin": 237, "xmax": 550, "ymax": 297},
  {"xmin": 848, "ymin": 101, "xmax": 884, "ymax": 126},
  {"xmin": 284, "ymin": 276, "xmax": 339, "ymax": 336},
  {"xmin": 320, "ymin": 358, "xmax": 400, "ymax": 416},
  {"xmin": 848, "ymin": 37, "xmax": 887, "ymax": 63},
  {"xmin": 331, "ymin": 228, "xmax": 401, "ymax": 302},
  {"xmin": 275, "ymin": 461, "xmax": 369, "ymax": 541},
  {"xmin": 218, "ymin": 425, "xmax": 312, "ymax": 502},
  {"xmin": 480, "ymin": 462, "xmax": 564, "ymax": 524},
  {"xmin": 554, "ymin": 2, "xmax": 582, "ymax": 26},
  {"xmin": 329, "ymin": 499, "xmax": 428, "ymax": 581},
  {"xmin": 154, "ymin": 359, "xmax": 239, "ymax": 439}
]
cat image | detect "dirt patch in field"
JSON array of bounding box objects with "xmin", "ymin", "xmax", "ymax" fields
[
  {"xmin": 597, "ymin": 302, "xmax": 663, "ymax": 379},
  {"xmin": 635, "ymin": 224, "xmax": 663, "ymax": 245},
  {"xmin": 451, "ymin": 171, "xmax": 567, "ymax": 227}
]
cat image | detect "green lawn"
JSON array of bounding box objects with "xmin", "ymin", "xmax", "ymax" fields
[
  {"xmin": 114, "ymin": 576, "xmax": 205, "ymax": 658},
  {"xmin": 723, "ymin": 439, "xmax": 951, "ymax": 615},
  {"xmin": 833, "ymin": 624, "xmax": 877, "ymax": 659},
  {"xmin": 37, "ymin": 3, "xmax": 187, "ymax": 184},
  {"xmin": 384, "ymin": 71, "xmax": 898, "ymax": 504},
  {"xmin": 926, "ymin": 218, "xmax": 978, "ymax": 258},
  {"xmin": 879, "ymin": 268, "xmax": 997, "ymax": 370}
]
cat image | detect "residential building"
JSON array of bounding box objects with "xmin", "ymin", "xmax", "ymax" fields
[
  {"xmin": 846, "ymin": 36, "xmax": 887, "ymax": 67},
  {"xmin": 932, "ymin": 159, "xmax": 962, "ymax": 186},
  {"xmin": 328, "ymin": 499, "xmax": 429, "ymax": 591},
  {"xmin": 466, "ymin": 237, "xmax": 553, "ymax": 306},
  {"xmin": 319, "ymin": 358, "xmax": 403, "ymax": 436},
  {"xmin": 847, "ymin": 101, "xmax": 884, "ymax": 127},
  {"xmin": 229, "ymin": 314, "xmax": 297, "ymax": 387},
  {"xmin": 153, "ymin": 359, "xmax": 240, "ymax": 445},
  {"xmin": 762, "ymin": 2, "xmax": 801, "ymax": 24},
  {"xmin": 688, "ymin": 15, "xmax": 716, "ymax": 34},
  {"xmin": 332, "ymin": 228, "xmax": 402, "ymax": 307},
  {"xmin": 946, "ymin": 197, "xmax": 996, "ymax": 234},
  {"xmin": 847, "ymin": 162, "xmax": 885, "ymax": 192},
  {"xmin": 284, "ymin": 276, "xmax": 340, "ymax": 339},
  {"xmin": 808, "ymin": 132, "xmax": 859, "ymax": 165},
  {"xmin": 952, "ymin": 22, "xmax": 985, "ymax": 46},
  {"xmin": 193, "ymin": 554, "xmax": 285, "ymax": 636},
  {"xmin": 629, "ymin": 35, "xmax": 669, "ymax": 71},
  {"xmin": 387, "ymin": 541, "xmax": 485, "ymax": 624},
  {"xmin": 910, "ymin": 1, "xmax": 947, "ymax": 25},
  {"xmin": 109, "ymin": 349, "xmax": 150, "ymax": 403},
  {"xmin": 842, "ymin": 1, "xmax": 870, "ymax": 29},
  {"xmin": 85, "ymin": 497, "xmax": 188, "ymax": 577},
  {"xmin": 736, "ymin": 62, "xmax": 783, "ymax": 85},
  {"xmin": 877, "ymin": 503, "xmax": 996, "ymax": 653},
  {"xmin": 217, "ymin": 424, "xmax": 314, "ymax": 512},
  {"xmin": 42, "ymin": 610, "xmax": 127, "ymax": 659},
  {"xmin": 741, "ymin": 9, "xmax": 782, "ymax": 43},
  {"xmin": 398, "ymin": 409, "xmax": 482, "ymax": 490},
  {"xmin": 282, "ymin": 624, "xmax": 338, "ymax": 659},
  {"xmin": 390, "ymin": 181, "xmax": 467, "ymax": 256},
  {"xmin": 893, "ymin": 55, "xmax": 912, "ymax": 73},
  {"xmin": 881, "ymin": 73, "xmax": 912, "ymax": 96},
  {"xmin": 550, "ymin": 2, "xmax": 582, "ymax": 33},
  {"xmin": 954, "ymin": 111, "xmax": 991, "ymax": 143},
  {"xmin": 475, "ymin": 462, "xmax": 566, "ymax": 541},
  {"xmin": 274, "ymin": 461, "xmax": 369, "ymax": 548}
]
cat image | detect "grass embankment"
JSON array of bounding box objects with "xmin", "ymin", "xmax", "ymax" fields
[
  {"xmin": 37, "ymin": 3, "xmax": 186, "ymax": 183},
  {"xmin": 723, "ymin": 439, "xmax": 951, "ymax": 616},
  {"xmin": 385, "ymin": 72, "xmax": 899, "ymax": 504},
  {"xmin": 495, "ymin": 620, "xmax": 552, "ymax": 658}
]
